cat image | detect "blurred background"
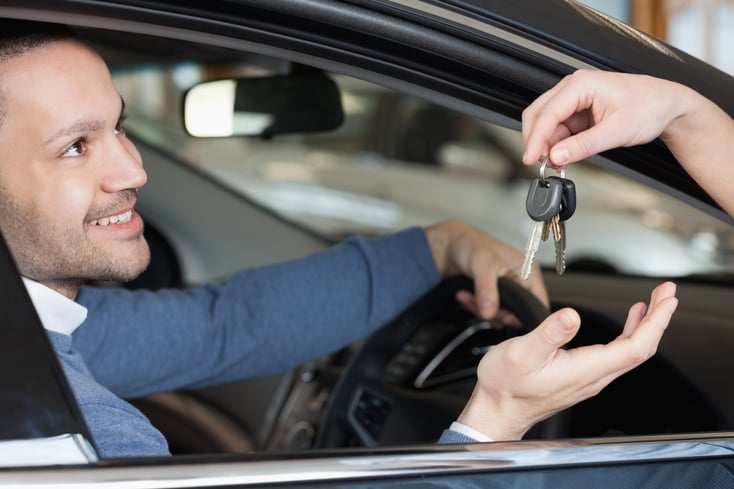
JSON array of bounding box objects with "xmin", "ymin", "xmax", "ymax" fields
[{"xmin": 584, "ymin": 0, "xmax": 734, "ymax": 75}]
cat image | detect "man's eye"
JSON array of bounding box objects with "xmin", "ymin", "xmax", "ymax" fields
[{"xmin": 62, "ymin": 139, "xmax": 86, "ymax": 157}]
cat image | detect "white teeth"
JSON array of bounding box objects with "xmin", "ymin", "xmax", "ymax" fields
[{"xmin": 90, "ymin": 210, "xmax": 132, "ymax": 226}]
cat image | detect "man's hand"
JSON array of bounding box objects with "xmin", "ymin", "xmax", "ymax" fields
[
  {"xmin": 456, "ymin": 281, "xmax": 678, "ymax": 441},
  {"xmin": 424, "ymin": 219, "xmax": 549, "ymax": 319}
]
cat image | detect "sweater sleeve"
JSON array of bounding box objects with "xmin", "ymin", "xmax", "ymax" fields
[
  {"xmin": 73, "ymin": 227, "xmax": 441, "ymax": 398},
  {"xmin": 437, "ymin": 429, "xmax": 479, "ymax": 444}
]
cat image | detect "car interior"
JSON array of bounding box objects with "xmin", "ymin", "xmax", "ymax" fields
[{"xmin": 30, "ymin": 23, "xmax": 734, "ymax": 458}]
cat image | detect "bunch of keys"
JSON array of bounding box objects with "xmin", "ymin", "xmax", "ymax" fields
[{"xmin": 521, "ymin": 158, "xmax": 576, "ymax": 279}]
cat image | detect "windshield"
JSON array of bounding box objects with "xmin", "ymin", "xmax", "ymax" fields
[{"xmin": 113, "ymin": 60, "xmax": 734, "ymax": 279}]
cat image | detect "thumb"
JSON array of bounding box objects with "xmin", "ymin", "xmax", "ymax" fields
[
  {"xmin": 524, "ymin": 308, "xmax": 581, "ymax": 360},
  {"xmin": 549, "ymin": 118, "xmax": 631, "ymax": 165}
]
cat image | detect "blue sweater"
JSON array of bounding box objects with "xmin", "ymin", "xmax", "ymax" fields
[{"xmin": 49, "ymin": 228, "xmax": 446, "ymax": 457}]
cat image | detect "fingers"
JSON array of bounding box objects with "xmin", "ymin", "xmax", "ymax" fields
[
  {"xmin": 465, "ymin": 241, "xmax": 548, "ymax": 317},
  {"xmin": 437, "ymin": 220, "xmax": 548, "ymax": 319},
  {"xmin": 620, "ymin": 282, "xmax": 678, "ymax": 359},
  {"xmin": 522, "ymin": 70, "xmax": 687, "ymax": 171},
  {"xmin": 455, "ymin": 288, "xmax": 497, "ymax": 318},
  {"xmin": 522, "ymin": 71, "xmax": 591, "ymax": 165},
  {"xmin": 514, "ymin": 308, "xmax": 581, "ymax": 367},
  {"xmin": 621, "ymin": 281, "xmax": 677, "ymax": 337},
  {"xmin": 468, "ymin": 266, "xmax": 549, "ymax": 320},
  {"xmin": 572, "ymin": 281, "xmax": 678, "ymax": 381},
  {"xmin": 649, "ymin": 281, "xmax": 677, "ymax": 308},
  {"xmin": 464, "ymin": 282, "xmax": 678, "ymax": 441},
  {"xmin": 621, "ymin": 301, "xmax": 647, "ymax": 337},
  {"xmin": 584, "ymin": 284, "xmax": 678, "ymax": 395},
  {"xmin": 457, "ymin": 266, "xmax": 548, "ymax": 323},
  {"xmin": 471, "ymin": 263, "xmax": 502, "ymax": 318},
  {"xmin": 523, "ymin": 104, "xmax": 607, "ymax": 167},
  {"xmin": 546, "ymin": 117, "xmax": 634, "ymax": 166},
  {"xmin": 522, "ymin": 69, "xmax": 641, "ymax": 167},
  {"xmin": 508, "ymin": 282, "xmax": 676, "ymax": 386}
]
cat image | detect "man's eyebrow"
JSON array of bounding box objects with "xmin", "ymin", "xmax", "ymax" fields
[{"xmin": 43, "ymin": 96, "xmax": 126, "ymax": 147}]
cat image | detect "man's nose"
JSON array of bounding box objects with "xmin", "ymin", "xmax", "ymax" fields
[{"xmin": 100, "ymin": 138, "xmax": 147, "ymax": 192}]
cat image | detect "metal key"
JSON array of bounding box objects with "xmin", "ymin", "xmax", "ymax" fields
[
  {"xmin": 553, "ymin": 214, "xmax": 566, "ymax": 275},
  {"xmin": 554, "ymin": 175, "xmax": 576, "ymax": 275},
  {"xmin": 521, "ymin": 218, "xmax": 545, "ymax": 280},
  {"xmin": 541, "ymin": 219, "xmax": 551, "ymax": 242},
  {"xmin": 521, "ymin": 171, "xmax": 563, "ymax": 279}
]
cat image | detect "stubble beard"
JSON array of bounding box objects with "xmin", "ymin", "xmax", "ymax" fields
[{"xmin": 0, "ymin": 190, "xmax": 151, "ymax": 296}]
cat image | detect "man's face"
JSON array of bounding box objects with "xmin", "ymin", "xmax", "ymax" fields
[{"xmin": 0, "ymin": 39, "xmax": 150, "ymax": 297}]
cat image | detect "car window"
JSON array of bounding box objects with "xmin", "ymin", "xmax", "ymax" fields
[
  {"xmin": 114, "ymin": 58, "xmax": 734, "ymax": 280},
  {"xmin": 3, "ymin": 2, "xmax": 734, "ymax": 481}
]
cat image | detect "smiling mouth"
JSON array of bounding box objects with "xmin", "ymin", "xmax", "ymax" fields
[{"xmin": 89, "ymin": 210, "xmax": 133, "ymax": 226}]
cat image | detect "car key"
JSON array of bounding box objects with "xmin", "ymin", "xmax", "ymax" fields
[
  {"xmin": 553, "ymin": 214, "xmax": 566, "ymax": 274},
  {"xmin": 559, "ymin": 177, "xmax": 576, "ymax": 221},
  {"xmin": 553, "ymin": 175, "xmax": 576, "ymax": 275},
  {"xmin": 521, "ymin": 171, "xmax": 563, "ymax": 279},
  {"xmin": 521, "ymin": 214, "xmax": 544, "ymax": 280}
]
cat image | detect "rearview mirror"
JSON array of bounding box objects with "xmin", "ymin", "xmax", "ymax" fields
[{"xmin": 184, "ymin": 74, "xmax": 344, "ymax": 138}]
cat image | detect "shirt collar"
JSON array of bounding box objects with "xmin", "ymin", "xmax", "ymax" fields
[{"xmin": 21, "ymin": 277, "xmax": 88, "ymax": 336}]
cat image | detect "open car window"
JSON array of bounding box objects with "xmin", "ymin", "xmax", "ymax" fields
[
  {"xmin": 118, "ymin": 60, "xmax": 734, "ymax": 279},
  {"xmin": 0, "ymin": 1, "xmax": 734, "ymax": 487}
]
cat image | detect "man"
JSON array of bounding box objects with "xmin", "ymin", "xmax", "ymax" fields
[{"xmin": 1, "ymin": 21, "xmax": 677, "ymax": 457}]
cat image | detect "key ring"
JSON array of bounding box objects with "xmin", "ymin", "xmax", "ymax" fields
[{"xmin": 539, "ymin": 157, "xmax": 565, "ymax": 184}]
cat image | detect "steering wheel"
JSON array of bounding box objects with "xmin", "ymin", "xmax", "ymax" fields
[{"xmin": 315, "ymin": 275, "xmax": 563, "ymax": 448}]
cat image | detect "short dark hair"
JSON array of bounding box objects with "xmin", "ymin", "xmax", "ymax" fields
[
  {"xmin": 0, "ymin": 19, "xmax": 75, "ymax": 61},
  {"xmin": 0, "ymin": 20, "xmax": 76, "ymax": 128}
]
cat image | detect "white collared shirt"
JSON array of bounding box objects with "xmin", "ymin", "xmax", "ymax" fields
[
  {"xmin": 448, "ymin": 421, "xmax": 493, "ymax": 442},
  {"xmin": 21, "ymin": 278, "xmax": 87, "ymax": 336}
]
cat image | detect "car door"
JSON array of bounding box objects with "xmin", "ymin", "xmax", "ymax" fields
[{"xmin": 0, "ymin": 0, "xmax": 733, "ymax": 487}]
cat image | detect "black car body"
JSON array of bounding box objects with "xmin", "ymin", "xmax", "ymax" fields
[{"xmin": 1, "ymin": 1, "xmax": 734, "ymax": 487}]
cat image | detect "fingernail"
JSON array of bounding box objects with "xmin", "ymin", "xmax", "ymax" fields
[
  {"xmin": 480, "ymin": 300, "xmax": 495, "ymax": 318},
  {"xmin": 551, "ymin": 147, "xmax": 570, "ymax": 164},
  {"xmin": 557, "ymin": 320, "xmax": 574, "ymax": 332},
  {"xmin": 556, "ymin": 309, "xmax": 578, "ymax": 331},
  {"xmin": 667, "ymin": 281, "xmax": 677, "ymax": 295}
]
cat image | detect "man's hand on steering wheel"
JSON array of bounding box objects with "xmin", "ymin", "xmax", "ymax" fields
[{"xmin": 424, "ymin": 219, "xmax": 549, "ymax": 319}]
